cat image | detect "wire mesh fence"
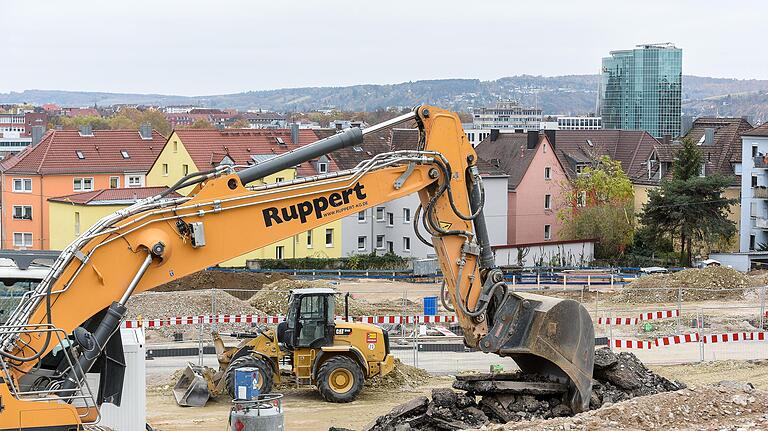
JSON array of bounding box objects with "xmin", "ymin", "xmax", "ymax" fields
[{"xmin": 130, "ymin": 279, "xmax": 768, "ymax": 372}]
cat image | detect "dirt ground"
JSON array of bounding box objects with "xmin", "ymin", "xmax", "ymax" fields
[
  {"xmin": 146, "ymin": 377, "xmax": 453, "ymax": 431},
  {"xmin": 146, "ymin": 360, "xmax": 768, "ymax": 431}
]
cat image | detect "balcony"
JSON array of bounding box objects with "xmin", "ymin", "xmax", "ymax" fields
[
  {"xmin": 754, "ymin": 156, "xmax": 768, "ymax": 169},
  {"xmin": 755, "ymin": 218, "xmax": 768, "ymax": 229},
  {"xmin": 755, "ymin": 187, "xmax": 768, "ymax": 199}
]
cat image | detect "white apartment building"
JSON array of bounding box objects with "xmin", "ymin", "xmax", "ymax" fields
[
  {"xmin": 740, "ymin": 124, "xmax": 768, "ymax": 252},
  {"xmin": 471, "ymin": 100, "xmax": 542, "ymax": 131}
]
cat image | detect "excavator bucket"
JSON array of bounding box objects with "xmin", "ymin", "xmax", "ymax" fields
[
  {"xmin": 481, "ymin": 292, "xmax": 595, "ymax": 413},
  {"xmin": 173, "ymin": 363, "xmax": 212, "ymax": 407}
]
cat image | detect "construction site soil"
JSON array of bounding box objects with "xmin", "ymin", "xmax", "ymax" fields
[
  {"xmin": 612, "ymin": 266, "xmax": 755, "ymax": 303},
  {"xmin": 359, "ymin": 349, "xmax": 684, "ymax": 430},
  {"xmin": 153, "ymin": 270, "xmax": 292, "ymax": 299}
]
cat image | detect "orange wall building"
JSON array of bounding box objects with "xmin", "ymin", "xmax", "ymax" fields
[{"xmin": 0, "ymin": 126, "xmax": 164, "ymax": 249}]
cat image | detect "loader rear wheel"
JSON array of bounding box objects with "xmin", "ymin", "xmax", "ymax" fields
[
  {"xmin": 317, "ymin": 356, "xmax": 364, "ymax": 403},
  {"xmin": 225, "ymin": 355, "xmax": 274, "ymax": 398}
]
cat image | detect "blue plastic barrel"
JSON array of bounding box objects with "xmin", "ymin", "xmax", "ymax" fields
[
  {"xmin": 423, "ymin": 296, "xmax": 438, "ymax": 315},
  {"xmin": 234, "ymin": 367, "xmax": 261, "ymax": 400}
]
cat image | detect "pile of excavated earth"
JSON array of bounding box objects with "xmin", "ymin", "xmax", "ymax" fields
[
  {"xmin": 614, "ymin": 266, "xmax": 752, "ymax": 303},
  {"xmin": 351, "ymin": 348, "xmax": 684, "ymax": 431},
  {"xmin": 153, "ymin": 270, "xmax": 292, "ymax": 299},
  {"xmin": 248, "ymin": 279, "xmax": 422, "ymax": 316}
]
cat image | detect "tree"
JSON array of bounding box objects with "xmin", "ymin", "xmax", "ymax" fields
[
  {"xmin": 639, "ymin": 138, "xmax": 737, "ymax": 266},
  {"xmin": 231, "ymin": 118, "xmax": 251, "ymax": 129},
  {"xmin": 558, "ymin": 156, "xmax": 635, "ymax": 259},
  {"xmin": 138, "ymin": 109, "xmax": 172, "ymax": 136},
  {"xmin": 190, "ymin": 118, "xmax": 213, "ymax": 129}
]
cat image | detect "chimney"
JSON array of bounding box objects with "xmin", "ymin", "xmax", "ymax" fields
[
  {"xmin": 139, "ymin": 122, "xmax": 153, "ymax": 140},
  {"xmin": 215, "ymin": 122, "xmax": 225, "ymax": 131},
  {"xmin": 31, "ymin": 126, "xmax": 45, "ymax": 146},
  {"xmin": 662, "ymin": 134, "xmax": 671, "ymax": 145},
  {"xmin": 490, "ymin": 129, "xmax": 499, "ymax": 142},
  {"xmin": 79, "ymin": 124, "xmax": 92, "ymax": 136},
  {"xmin": 543, "ymin": 129, "xmax": 556, "ymax": 148},
  {"xmin": 526, "ymin": 130, "xmax": 538, "ymax": 150},
  {"xmin": 704, "ymin": 128, "xmax": 715, "ymax": 145},
  {"xmin": 291, "ymin": 123, "xmax": 300, "ymax": 145}
]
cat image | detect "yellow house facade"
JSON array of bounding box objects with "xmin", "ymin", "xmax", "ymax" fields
[{"xmin": 145, "ymin": 129, "xmax": 342, "ymax": 266}]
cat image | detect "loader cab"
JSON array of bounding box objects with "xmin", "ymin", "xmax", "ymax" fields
[{"xmin": 278, "ymin": 288, "xmax": 337, "ymax": 350}]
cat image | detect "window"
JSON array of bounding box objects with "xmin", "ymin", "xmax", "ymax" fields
[
  {"xmin": 275, "ymin": 177, "xmax": 284, "ymax": 183},
  {"xmin": 750, "ymin": 235, "xmax": 756, "ymax": 251},
  {"xmin": 182, "ymin": 164, "xmax": 189, "ymax": 176},
  {"xmin": 544, "ymin": 194, "xmax": 552, "ymax": 210},
  {"xmin": 128, "ymin": 176, "xmax": 142, "ymax": 187},
  {"xmin": 306, "ymin": 231, "xmax": 313, "ymax": 248},
  {"xmin": 357, "ymin": 211, "xmax": 366, "ymax": 222},
  {"xmin": 318, "ymin": 161, "xmax": 328, "ymax": 173},
  {"xmin": 75, "ymin": 150, "xmax": 85, "ymax": 160},
  {"xmin": 699, "ymin": 163, "xmax": 706, "ymax": 177},
  {"xmin": 387, "ymin": 212, "xmax": 394, "ymax": 227},
  {"xmin": 12, "ymin": 178, "xmax": 31, "ymax": 193},
  {"xmin": 120, "ymin": 150, "xmax": 130, "ymax": 159},
  {"xmin": 162, "ymin": 163, "xmax": 169, "ymax": 176},
  {"xmin": 544, "ymin": 224, "xmax": 552, "ymax": 240},
  {"xmin": 376, "ymin": 207, "xmax": 385, "ymax": 221},
  {"xmin": 12, "ymin": 206, "xmax": 32, "ymax": 220},
  {"xmin": 74, "ymin": 212, "xmax": 80, "ymax": 236},
  {"xmin": 387, "ymin": 241, "xmax": 394, "ymax": 253},
  {"xmin": 275, "ymin": 246, "xmax": 284, "ymax": 260},
  {"xmin": 575, "ymin": 165, "xmax": 586, "ymax": 175},
  {"xmin": 403, "ymin": 208, "xmax": 411, "ymax": 223},
  {"xmin": 403, "ymin": 237, "xmax": 411, "ymax": 252},
  {"xmin": 325, "ymin": 228, "xmax": 333, "ymax": 247},
  {"xmin": 173, "ymin": 141, "xmax": 179, "ymax": 153},
  {"xmin": 376, "ymin": 235, "xmax": 384, "ymax": 249},
  {"xmin": 109, "ymin": 176, "xmax": 120, "ymax": 188},
  {"xmin": 577, "ymin": 191, "xmax": 587, "ymax": 207},
  {"xmin": 753, "ymin": 146, "xmax": 759, "ymax": 158},
  {"xmin": 357, "ymin": 236, "xmax": 366, "ymax": 250},
  {"xmin": 13, "ymin": 232, "xmax": 32, "ymax": 248},
  {"xmin": 73, "ymin": 177, "xmax": 94, "ymax": 192},
  {"xmin": 544, "ymin": 167, "xmax": 552, "ymax": 180}
]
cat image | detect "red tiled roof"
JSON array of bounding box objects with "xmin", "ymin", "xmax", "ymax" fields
[
  {"xmin": 48, "ymin": 186, "xmax": 178, "ymax": 205},
  {"xmin": 743, "ymin": 122, "xmax": 768, "ymax": 137},
  {"xmin": 1, "ymin": 129, "xmax": 165, "ymax": 175},
  {"xmin": 675, "ymin": 117, "xmax": 753, "ymax": 185},
  {"xmin": 170, "ymin": 128, "xmax": 336, "ymax": 177},
  {"xmin": 475, "ymin": 133, "xmax": 543, "ymax": 190}
]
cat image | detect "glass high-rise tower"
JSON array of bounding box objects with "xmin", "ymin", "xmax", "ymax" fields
[{"xmin": 599, "ymin": 43, "xmax": 682, "ymax": 138}]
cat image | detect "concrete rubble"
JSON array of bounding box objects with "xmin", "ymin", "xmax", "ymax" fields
[{"xmin": 351, "ymin": 348, "xmax": 684, "ymax": 431}]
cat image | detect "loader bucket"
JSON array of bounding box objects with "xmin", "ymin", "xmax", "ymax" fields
[
  {"xmin": 173, "ymin": 363, "xmax": 211, "ymax": 407},
  {"xmin": 482, "ymin": 292, "xmax": 595, "ymax": 413}
]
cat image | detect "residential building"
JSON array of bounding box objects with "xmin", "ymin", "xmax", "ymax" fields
[
  {"xmin": 475, "ymin": 131, "xmax": 566, "ymax": 244},
  {"xmin": 145, "ymin": 127, "xmax": 341, "ymax": 265},
  {"xmin": 739, "ymin": 123, "xmax": 768, "ymax": 252},
  {"xmin": 471, "ymin": 100, "xmax": 542, "ymax": 131},
  {"xmin": 0, "ymin": 112, "xmax": 47, "ymax": 136},
  {"xmin": 47, "ymin": 187, "xmax": 177, "ymax": 250},
  {"xmin": 464, "ymin": 128, "xmax": 492, "ymax": 147},
  {"xmin": 333, "ymin": 127, "xmax": 509, "ymax": 257},
  {"xmin": 0, "ymin": 125, "xmax": 164, "ymax": 250},
  {"xmin": 555, "ymin": 116, "xmax": 602, "ymax": 130},
  {"xmin": 242, "ymin": 112, "xmax": 288, "ymax": 129},
  {"xmin": 600, "ymin": 43, "xmax": 682, "ymax": 138}
]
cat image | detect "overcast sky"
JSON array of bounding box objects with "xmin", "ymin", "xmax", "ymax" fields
[{"xmin": 3, "ymin": 0, "xmax": 766, "ymax": 95}]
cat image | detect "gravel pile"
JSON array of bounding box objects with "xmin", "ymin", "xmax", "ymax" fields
[
  {"xmin": 614, "ymin": 266, "xmax": 750, "ymax": 303},
  {"xmin": 366, "ymin": 359, "xmax": 431, "ymax": 391},
  {"xmin": 356, "ymin": 349, "xmax": 683, "ymax": 430}
]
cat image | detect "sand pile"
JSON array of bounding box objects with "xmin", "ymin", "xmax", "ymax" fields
[
  {"xmin": 154, "ymin": 270, "xmax": 292, "ymax": 299},
  {"xmin": 614, "ymin": 266, "xmax": 750, "ymax": 303},
  {"xmin": 366, "ymin": 359, "xmax": 431, "ymax": 391}
]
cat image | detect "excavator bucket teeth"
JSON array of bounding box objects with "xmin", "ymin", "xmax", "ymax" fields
[
  {"xmin": 173, "ymin": 363, "xmax": 211, "ymax": 407},
  {"xmin": 483, "ymin": 292, "xmax": 595, "ymax": 413}
]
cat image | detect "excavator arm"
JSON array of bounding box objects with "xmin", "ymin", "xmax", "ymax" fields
[{"xmin": 0, "ymin": 106, "xmax": 593, "ymax": 430}]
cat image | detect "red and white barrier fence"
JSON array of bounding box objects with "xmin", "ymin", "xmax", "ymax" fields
[
  {"xmin": 612, "ymin": 331, "xmax": 768, "ymax": 349},
  {"xmin": 122, "ymin": 314, "xmax": 456, "ymax": 328},
  {"xmin": 598, "ymin": 309, "xmax": 680, "ymax": 326}
]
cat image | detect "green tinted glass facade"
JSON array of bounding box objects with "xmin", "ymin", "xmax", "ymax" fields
[{"xmin": 600, "ymin": 44, "xmax": 682, "ymax": 138}]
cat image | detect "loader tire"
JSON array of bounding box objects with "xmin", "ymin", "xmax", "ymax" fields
[
  {"xmin": 225, "ymin": 355, "xmax": 274, "ymax": 398},
  {"xmin": 316, "ymin": 356, "xmax": 364, "ymax": 403}
]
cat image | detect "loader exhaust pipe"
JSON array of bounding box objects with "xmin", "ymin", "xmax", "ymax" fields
[{"xmin": 237, "ymin": 111, "xmax": 418, "ymax": 186}]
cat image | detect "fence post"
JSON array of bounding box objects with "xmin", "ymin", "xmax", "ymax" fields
[
  {"xmin": 610, "ymin": 274, "xmax": 614, "ymax": 288},
  {"xmin": 697, "ymin": 308, "xmax": 704, "ymax": 363},
  {"xmin": 211, "ymin": 289, "xmax": 217, "ymax": 335},
  {"xmin": 608, "ymin": 310, "xmax": 613, "ymax": 352},
  {"xmin": 760, "ymin": 285, "xmax": 766, "ymax": 330},
  {"xmin": 587, "ymin": 274, "xmax": 591, "ymax": 287},
  {"xmin": 677, "ymin": 285, "xmax": 682, "ymax": 335},
  {"xmin": 511, "ymin": 274, "xmax": 516, "ymax": 291},
  {"xmin": 198, "ymin": 317, "xmax": 204, "ymax": 366},
  {"xmin": 563, "ymin": 274, "xmax": 567, "ymax": 288},
  {"xmin": 537, "ymin": 272, "xmax": 540, "ymax": 286}
]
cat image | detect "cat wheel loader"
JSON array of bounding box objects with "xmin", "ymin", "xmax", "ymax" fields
[
  {"xmin": 173, "ymin": 288, "xmax": 394, "ymax": 406},
  {"xmin": 0, "ymin": 105, "xmax": 593, "ymax": 430}
]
